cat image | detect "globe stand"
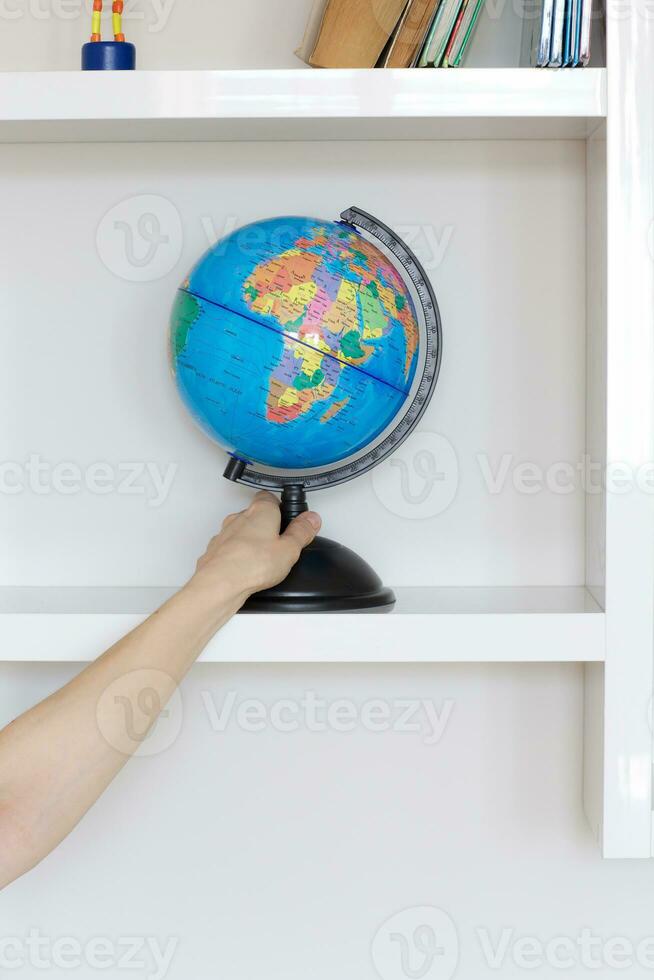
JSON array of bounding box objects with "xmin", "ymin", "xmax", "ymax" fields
[
  {"xmin": 240, "ymin": 485, "xmax": 395, "ymax": 613},
  {"xmin": 216, "ymin": 207, "xmax": 444, "ymax": 615}
]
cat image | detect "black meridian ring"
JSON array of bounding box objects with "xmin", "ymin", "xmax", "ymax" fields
[{"xmin": 231, "ymin": 206, "xmax": 443, "ymax": 491}]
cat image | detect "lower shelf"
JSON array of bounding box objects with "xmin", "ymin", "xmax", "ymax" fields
[{"xmin": 0, "ymin": 587, "xmax": 604, "ymax": 663}]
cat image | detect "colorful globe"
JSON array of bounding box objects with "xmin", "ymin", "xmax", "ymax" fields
[{"xmin": 169, "ymin": 215, "xmax": 420, "ymax": 470}]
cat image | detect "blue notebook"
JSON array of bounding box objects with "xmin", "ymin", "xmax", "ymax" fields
[{"xmin": 562, "ymin": 0, "xmax": 578, "ymax": 65}]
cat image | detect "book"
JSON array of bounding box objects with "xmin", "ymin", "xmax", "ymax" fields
[
  {"xmin": 309, "ymin": 0, "xmax": 409, "ymax": 68},
  {"xmin": 549, "ymin": 0, "xmax": 566, "ymax": 66},
  {"xmin": 408, "ymin": 2, "xmax": 442, "ymax": 64},
  {"xmin": 442, "ymin": 0, "xmax": 485, "ymax": 67},
  {"xmin": 382, "ymin": 0, "xmax": 442, "ymax": 68},
  {"xmin": 295, "ymin": 0, "xmax": 329, "ymax": 64},
  {"xmin": 572, "ymin": 0, "xmax": 583, "ymax": 62},
  {"xmin": 440, "ymin": 0, "xmax": 468, "ymax": 67},
  {"xmin": 562, "ymin": 0, "xmax": 579, "ymax": 65},
  {"xmin": 519, "ymin": 0, "xmax": 555, "ymax": 66},
  {"xmin": 575, "ymin": 0, "xmax": 593, "ymax": 65},
  {"xmin": 417, "ymin": 0, "xmax": 464, "ymax": 66}
]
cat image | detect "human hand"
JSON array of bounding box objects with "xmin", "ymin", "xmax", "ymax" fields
[{"xmin": 191, "ymin": 491, "xmax": 321, "ymax": 602}]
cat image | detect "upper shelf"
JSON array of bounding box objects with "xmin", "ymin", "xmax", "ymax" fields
[{"xmin": 0, "ymin": 68, "xmax": 607, "ymax": 143}]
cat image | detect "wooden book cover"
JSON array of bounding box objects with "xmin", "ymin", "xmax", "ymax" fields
[
  {"xmin": 309, "ymin": 0, "xmax": 409, "ymax": 68},
  {"xmin": 383, "ymin": 0, "xmax": 442, "ymax": 68}
]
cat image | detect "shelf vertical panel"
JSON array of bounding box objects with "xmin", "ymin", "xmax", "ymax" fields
[
  {"xmin": 601, "ymin": 3, "xmax": 654, "ymax": 858},
  {"xmin": 585, "ymin": 125, "xmax": 607, "ymax": 613},
  {"xmin": 583, "ymin": 119, "xmax": 607, "ymax": 847}
]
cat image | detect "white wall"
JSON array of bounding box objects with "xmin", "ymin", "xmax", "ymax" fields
[
  {"xmin": 2, "ymin": 661, "xmax": 654, "ymax": 980},
  {"xmin": 0, "ymin": 0, "xmax": 527, "ymax": 72},
  {"xmin": 0, "ymin": 6, "xmax": 638, "ymax": 979},
  {"xmin": 0, "ymin": 138, "xmax": 586, "ymax": 588}
]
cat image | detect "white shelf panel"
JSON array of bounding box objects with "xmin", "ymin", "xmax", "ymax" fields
[
  {"xmin": 0, "ymin": 68, "xmax": 607, "ymax": 143},
  {"xmin": 0, "ymin": 587, "xmax": 604, "ymax": 663}
]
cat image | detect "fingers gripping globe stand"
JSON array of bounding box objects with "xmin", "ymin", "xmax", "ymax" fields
[{"xmin": 171, "ymin": 207, "xmax": 442, "ymax": 613}]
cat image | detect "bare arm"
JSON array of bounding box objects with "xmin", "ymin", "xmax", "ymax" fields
[{"xmin": 0, "ymin": 492, "xmax": 320, "ymax": 889}]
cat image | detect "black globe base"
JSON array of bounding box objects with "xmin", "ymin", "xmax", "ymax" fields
[
  {"xmin": 242, "ymin": 534, "xmax": 395, "ymax": 613},
  {"xmin": 238, "ymin": 484, "xmax": 395, "ymax": 613}
]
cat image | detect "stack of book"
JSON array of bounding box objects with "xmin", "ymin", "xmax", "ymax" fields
[
  {"xmin": 297, "ymin": 0, "xmax": 487, "ymax": 69},
  {"xmin": 520, "ymin": 0, "xmax": 596, "ymax": 66}
]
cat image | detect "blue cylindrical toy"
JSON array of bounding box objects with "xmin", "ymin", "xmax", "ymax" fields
[
  {"xmin": 82, "ymin": 40, "xmax": 135, "ymax": 70},
  {"xmin": 82, "ymin": 0, "xmax": 135, "ymax": 70}
]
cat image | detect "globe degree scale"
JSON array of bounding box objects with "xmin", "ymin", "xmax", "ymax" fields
[{"xmin": 169, "ymin": 207, "xmax": 442, "ymax": 612}]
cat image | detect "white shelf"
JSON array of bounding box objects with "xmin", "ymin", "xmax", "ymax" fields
[
  {"xmin": 1, "ymin": 14, "xmax": 651, "ymax": 861},
  {"xmin": 0, "ymin": 587, "xmax": 604, "ymax": 663},
  {"xmin": 0, "ymin": 68, "xmax": 607, "ymax": 143}
]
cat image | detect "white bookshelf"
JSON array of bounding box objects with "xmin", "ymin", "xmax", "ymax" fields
[
  {"xmin": 0, "ymin": 3, "xmax": 652, "ymax": 859},
  {"xmin": 0, "ymin": 68, "xmax": 606, "ymax": 142},
  {"xmin": 0, "ymin": 587, "xmax": 604, "ymax": 663}
]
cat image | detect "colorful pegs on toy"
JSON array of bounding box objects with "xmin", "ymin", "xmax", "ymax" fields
[{"xmin": 81, "ymin": 0, "xmax": 135, "ymax": 70}]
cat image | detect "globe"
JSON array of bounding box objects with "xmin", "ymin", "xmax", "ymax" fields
[
  {"xmin": 168, "ymin": 207, "xmax": 442, "ymax": 611},
  {"xmin": 169, "ymin": 215, "xmax": 421, "ymax": 471}
]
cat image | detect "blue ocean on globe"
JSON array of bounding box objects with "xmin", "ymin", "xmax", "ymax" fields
[{"xmin": 169, "ymin": 215, "xmax": 420, "ymax": 470}]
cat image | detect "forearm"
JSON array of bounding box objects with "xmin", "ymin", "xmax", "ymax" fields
[
  {"xmin": 0, "ymin": 492, "xmax": 320, "ymax": 890},
  {"xmin": 0, "ymin": 574, "xmax": 244, "ymax": 888}
]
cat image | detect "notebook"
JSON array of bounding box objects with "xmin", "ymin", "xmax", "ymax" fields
[
  {"xmin": 442, "ymin": 0, "xmax": 485, "ymax": 67},
  {"xmin": 562, "ymin": 0, "xmax": 579, "ymax": 65},
  {"xmin": 309, "ymin": 0, "xmax": 409, "ymax": 68},
  {"xmin": 417, "ymin": 0, "xmax": 465, "ymax": 66},
  {"xmin": 383, "ymin": 0, "xmax": 442, "ymax": 68},
  {"xmin": 519, "ymin": 0, "xmax": 555, "ymax": 67},
  {"xmin": 549, "ymin": 0, "xmax": 566, "ymax": 66},
  {"xmin": 575, "ymin": 0, "xmax": 593, "ymax": 65}
]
